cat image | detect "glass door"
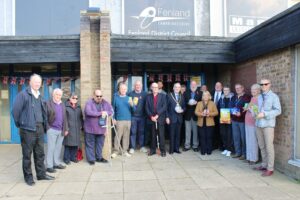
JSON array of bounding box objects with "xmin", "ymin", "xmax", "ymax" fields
[{"xmin": 0, "ymin": 83, "xmax": 11, "ymax": 143}]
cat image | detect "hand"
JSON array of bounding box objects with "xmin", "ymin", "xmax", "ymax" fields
[
  {"xmin": 236, "ymin": 112, "xmax": 241, "ymax": 117},
  {"xmin": 128, "ymin": 98, "xmax": 133, "ymax": 106},
  {"xmin": 166, "ymin": 118, "xmax": 170, "ymax": 124},
  {"xmin": 256, "ymin": 112, "xmax": 265, "ymax": 119},
  {"xmin": 206, "ymin": 110, "xmax": 210, "ymax": 116},
  {"xmin": 201, "ymin": 112, "xmax": 206, "ymax": 117},
  {"xmin": 154, "ymin": 115, "xmax": 159, "ymax": 120},
  {"xmin": 101, "ymin": 111, "xmax": 108, "ymax": 118},
  {"xmin": 151, "ymin": 116, "xmax": 157, "ymax": 122},
  {"xmin": 113, "ymin": 119, "xmax": 117, "ymax": 125},
  {"xmin": 64, "ymin": 131, "xmax": 69, "ymax": 136}
]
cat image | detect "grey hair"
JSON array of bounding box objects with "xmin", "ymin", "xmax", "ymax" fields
[
  {"xmin": 52, "ymin": 88, "xmax": 63, "ymax": 95},
  {"xmin": 30, "ymin": 74, "xmax": 42, "ymax": 82},
  {"xmin": 251, "ymin": 83, "xmax": 261, "ymax": 92},
  {"xmin": 69, "ymin": 92, "xmax": 78, "ymax": 99}
]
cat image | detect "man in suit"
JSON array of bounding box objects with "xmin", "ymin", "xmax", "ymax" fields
[
  {"xmin": 183, "ymin": 81, "xmax": 202, "ymax": 152},
  {"xmin": 166, "ymin": 83, "xmax": 186, "ymax": 154},
  {"xmin": 211, "ymin": 82, "xmax": 223, "ymax": 150},
  {"xmin": 145, "ymin": 82, "xmax": 167, "ymax": 157}
]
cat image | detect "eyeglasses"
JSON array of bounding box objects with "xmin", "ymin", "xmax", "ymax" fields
[
  {"xmin": 72, "ymin": 97, "xmax": 78, "ymax": 100},
  {"xmin": 96, "ymin": 95, "xmax": 103, "ymax": 98},
  {"xmin": 260, "ymin": 83, "xmax": 270, "ymax": 86}
]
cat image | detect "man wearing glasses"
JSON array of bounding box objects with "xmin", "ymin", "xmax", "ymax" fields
[
  {"xmin": 84, "ymin": 89, "xmax": 113, "ymax": 165},
  {"xmin": 254, "ymin": 79, "xmax": 281, "ymax": 177}
]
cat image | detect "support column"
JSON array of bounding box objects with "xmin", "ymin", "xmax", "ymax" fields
[{"xmin": 80, "ymin": 9, "xmax": 112, "ymax": 160}]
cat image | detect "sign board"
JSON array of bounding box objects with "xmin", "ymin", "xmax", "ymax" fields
[
  {"xmin": 123, "ymin": 0, "xmax": 195, "ymax": 36},
  {"xmin": 224, "ymin": 0, "xmax": 287, "ymax": 37}
]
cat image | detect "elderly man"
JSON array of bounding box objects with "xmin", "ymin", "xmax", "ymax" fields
[
  {"xmin": 166, "ymin": 83, "xmax": 186, "ymax": 154},
  {"xmin": 146, "ymin": 82, "xmax": 167, "ymax": 157},
  {"xmin": 84, "ymin": 89, "xmax": 113, "ymax": 165},
  {"xmin": 254, "ymin": 79, "xmax": 281, "ymax": 177},
  {"xmin": 12, "ymin": 74, "xmax": 54, "ymax": 186},
  {"xmin": 231, "ymin": 83, "xmax": 251, "ymax": 160},
  {"xmin": 112, "ymin": 83, "xmax": 133, "ymax": 158},
  {"xmin": 183, "ymin": 81, "xmax": 202, "ymax": 152},
  {"xmin": 128, "ymin": 80, "xmax": 148, "ymax": 154},
  {"xmin": 46, "ymin": 88, "xmax": 68, "ymax": 173}
]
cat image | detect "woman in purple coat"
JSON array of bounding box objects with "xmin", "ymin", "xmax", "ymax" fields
[{"xmin": 84, "ymin": 89, "xmax": 113, "ymax": 165}]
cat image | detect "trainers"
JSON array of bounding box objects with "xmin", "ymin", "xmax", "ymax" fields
[
  {"xmin": 124, "ymin": 152, "xmax": 132, "ymax": 157},
  {"xmin": 129, "ymin": 148, "xmax": 135, "ymax": 154},
  {"xmin": 226, "ymin": 151, "xmax": 231, "ymax": 157},
  {"xmin": 221, "ymin": 150, "xmax": 228, "ymax": 155},
  {"xmin": 111, "ymin": 152, "xmax": 118, "ymax": 159},
  {"xmin": 140, "ymin": 147, "xmax": 148, "ymax": 153}
]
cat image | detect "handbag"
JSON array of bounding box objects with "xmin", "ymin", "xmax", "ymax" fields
[{"xmin": 77, "ymin": 148, "xmax": 83, "ymax": 161}]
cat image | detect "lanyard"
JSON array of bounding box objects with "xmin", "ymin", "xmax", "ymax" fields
[{"xmin": 171, "ymin": 93, "xmax": 181, "ymax": 105}]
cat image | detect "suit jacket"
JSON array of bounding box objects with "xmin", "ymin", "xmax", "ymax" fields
[
  {"xmin": 166, "ymin": 92, "xmax": 186, "ymax": 124},
  {"xmin": 145, "ymin": 93, "xmax": 167, "ymax": 124},
  {"xmin": 195, "ymin": 100, "xmax": 219, "ymax": 127},
  {"xmin": 184, "ymin": 89, "xmax": 202, "ymax": 121},
  {"xmin": 211, "ymin": 90, "xmax": 223, "ymax": 109}
]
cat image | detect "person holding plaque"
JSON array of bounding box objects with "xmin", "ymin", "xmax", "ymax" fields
[
  {"xmin": 218, "ymin": 86, "xmax": 234, "ymax": 157},
  {"xmin": 244, "ymin": 84, "xmax": 261, "ymax": 165},
  {"xmin": 231, "ymin": 83, "xmax": 251, "ymax": 160},
  {"xmin": 195, "ymin": 91, "xmax": 219, "ymax": 155},
  {"xmin": 166, "ymin": 83, "xmax": 186, "ymax": 154},
  {"xmin": 84, "ymin": 89, "xmax": 113, "ymax": 165}
]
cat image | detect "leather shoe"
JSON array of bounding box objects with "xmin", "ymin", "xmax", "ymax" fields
[
  {"xmin": 161, "ymin": 152, "xmax": 166, "ymax": 157},
  {"xmin": 96, "ymin": 158, "xmax": 108, "ymax": 163},
  {"xmin": 253, "ymin": 166, "xmax": 267, "ymax": 171},
  {"xmin": 183, "ymin": 147, "xmax": 190, "ymax": 152},
  {"xmin": 25, "ymin": 179, "xmax": 35, "ymax": 186},
  {"xmin": 37, "ymin": 174, "xmax": 55, "ymax": 181},
  {"xmin": 54, "ymin": 164, "xmax": 66, "ymax": 169},
  {"xmin": 239, "ymin": 155, "xmax": 246, "ymax": 160},
  {"xmin": 148, "ymin": 152, "xmax": 156, "ymax": 156},
  {"xmin": 46, "ymin": 168, "xmax": 56, "ymax": 173},
  {"xmin": 88, "ymin": 161, "xmax": 95, "ymax": 165},
  {"xmin": 175, "ymin": 151, "xmax": 181, "ymax": 154},
  {"xmin": 262, "ymin": 170, "xmax": 273, "ymax": 177},
  {"xmin": 193, "ymin": 148, "xmax": 199, "ymax": 152},
  {"xmin": 231, "ymin": 154, "xmax": 241, "ymax": 158}
]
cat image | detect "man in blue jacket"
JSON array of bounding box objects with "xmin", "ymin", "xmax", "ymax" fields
[
  {"xmin": 254, "ymin": 79, "xmax": 281, "ymax": 177},
  {"xmin": 12, "ymin": 74, "xmax": 54, "ymax": 186}
]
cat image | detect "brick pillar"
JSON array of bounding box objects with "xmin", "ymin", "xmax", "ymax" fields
[
  {"xmin": 99, "ymin": 11, "xmax": 112, "ymax": 160},
  {"xmin": 80, "ymin": 10, "xmax": 112, "ymax": 160}
]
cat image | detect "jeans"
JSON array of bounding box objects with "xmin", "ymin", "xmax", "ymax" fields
[
  {"xmin": 130, "ymin": 116, "xmax": 145, "ymax": 149},
  {"xmin": 232, "ymin": 121, "xmax": 246, "ymax": 157}
]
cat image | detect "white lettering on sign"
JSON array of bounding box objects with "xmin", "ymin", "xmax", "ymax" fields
[{"xmin": 228, "ymin": 15, "xmax": 267, "ymax": 34}]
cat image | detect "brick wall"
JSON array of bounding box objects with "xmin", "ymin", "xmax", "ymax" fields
[{"xmin": 234, "ymin": 47, "xmax": 299, "ymax": 179}]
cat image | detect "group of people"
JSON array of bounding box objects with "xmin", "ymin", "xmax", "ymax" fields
[{"xmin": 12, "ymin": 74, "xmax": 281, "ymax": 186}]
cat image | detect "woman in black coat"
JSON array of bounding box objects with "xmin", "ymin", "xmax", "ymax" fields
[{"xmin": 63, "ymin": 93, "xmax": 83, "ymax": 164}]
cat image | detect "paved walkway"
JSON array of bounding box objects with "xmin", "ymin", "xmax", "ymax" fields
[{"xmin": 0, "ymin": 145, "xmax": 299, "ymax": 200}]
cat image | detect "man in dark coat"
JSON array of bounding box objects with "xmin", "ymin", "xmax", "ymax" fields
[
  {"xmin": 166, "ymin": 83, "xmax": 186, "ymax": 154},
  {"xmin": 145, "ymin": 82, "xmax": 167, "ymax": 157},
  {"xmin": 63, "ymin": 93, "xmax": 83, "ymax": 164},
  {"xmin": 12, "ymin": 74, "xmax": 54, "ymax": 186},
  {"xmin": 183, "ymin": 81, "xmax": 202, "ymax": 152}
]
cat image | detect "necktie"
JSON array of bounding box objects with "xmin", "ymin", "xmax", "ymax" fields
[
  {"xmin": 215, "ymin": 92, "xmax": 219, "ymax": 103},
  {"xmin": 176, "ymin": 94, "xmax": 178, "ymax": 101}
]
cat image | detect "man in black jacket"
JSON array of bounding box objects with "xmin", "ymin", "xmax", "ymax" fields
[
  {"xmin": 145, "ymin": 82, "xmax": 167, "ymax": 157},
  {"xmin": 166, "ymin": 83, "xmax": 186, "ymax": 154},
  {"xmin": 183, "ymin": 81, "xmax": 202, "ymax": 152},
  {"xmin": 12, "ymin": 74, "xmax": 54, "ymax": 186}
]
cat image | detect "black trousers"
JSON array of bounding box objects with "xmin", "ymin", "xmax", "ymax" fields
[
  {"xmin": 169, "ymin": 122, "xmax": 182, "ymax": 153},
  {"xmin": 198, "ymin": 126, "xmax": 214, "ymax": 155},
  {"xmin": 219, "ymin": 124, "xmax": 233, "ymax": 152},
  {"xmin": 213, "ymin": 117, "xmax": 223, "ymax": 150},
  {"xmin": 20, "ymin": 123, "xmax": 46, "ymax": 181},
  {"xmin": 64, "ymin": 146, "xmax": 78, "ymax": 162},
  {"xmin": 150, "ymin": 122, "xmax": 166, "ymax": 153}
]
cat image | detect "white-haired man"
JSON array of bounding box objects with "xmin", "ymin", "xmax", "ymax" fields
[
  {"xmin": 46, "ymin": 88, "xmax": 69, "ymax": 173},
  {"xmin": 12, "ymin": 74, "xmax": 54, "ymax": 186}
]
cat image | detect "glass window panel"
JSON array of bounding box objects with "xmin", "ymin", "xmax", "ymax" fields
[{"xmin": 0, "ymin": 83, "xmax": 11, "ymax": 142}]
